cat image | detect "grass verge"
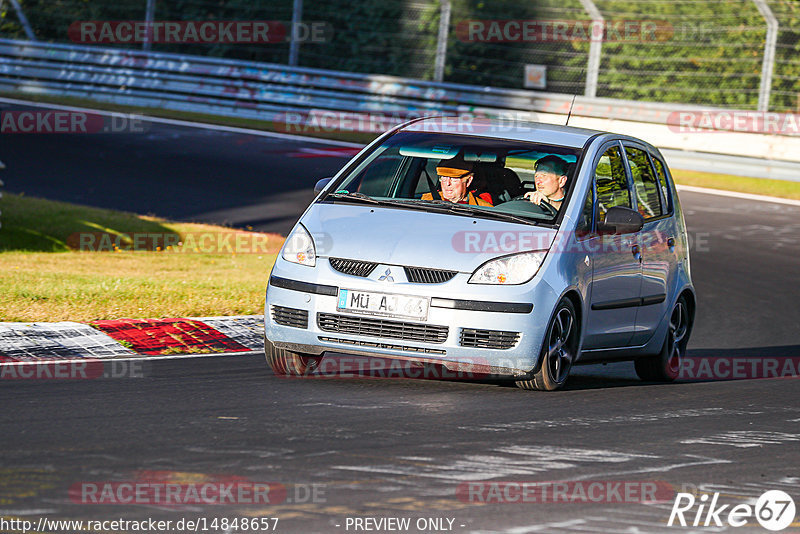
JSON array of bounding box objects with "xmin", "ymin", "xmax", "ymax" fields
[
  {"xmin": 0, "ymin": 193, "xmax": 281, "ymax": 322},
  {"xmin": 671, "ymin": 169, "xmax": 800, "ymax": 200}
]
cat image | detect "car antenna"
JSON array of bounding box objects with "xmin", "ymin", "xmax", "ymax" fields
[{"xmin": 565, "ymin": 94, "xmax": 577, "ymax": 126}]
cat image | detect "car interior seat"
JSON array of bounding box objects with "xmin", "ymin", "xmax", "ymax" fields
[{"xmin": 471, "ymin": 162, "xmax": 524, "ymax": 204}]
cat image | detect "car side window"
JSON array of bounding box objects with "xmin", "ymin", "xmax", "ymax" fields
[
  {"xmin": 594, "ymin": 146, "xmax": 630, "ymax": 223},
  {"xmin": 625, "ymin": 146, "xmax": 663, "ymax": 220},
  {"xmin": 352, "ymin": 152, "xmax": 403, "ymax": 196},
  {"xmin": 414, "ymin": 159, "xmax": 441, "ymax": 196},
  {"xmin": 576, "ymin": 182, "xmax": 594, "ymax": 236},
  {"xmin": 650, "ymin": 156, "xmax": 673, "ymax": 213}
]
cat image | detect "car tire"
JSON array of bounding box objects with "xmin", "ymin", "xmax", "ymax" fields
[
  {"xmin": 516, "ymin": 298, "xmax": 578, "ymax": 391},
  {"xmin": 264, "ymin": 336, "xmax": 319, "ymax": 376},
  {"xmin": 634, "ymin": 295, "xmax": 692, "ymax": 382}
]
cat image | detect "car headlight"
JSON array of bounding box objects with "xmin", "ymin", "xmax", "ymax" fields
[
  {"xmin": 469, "ymin": 251, "xmax": 547, "ymax": 285},
  {"xmin": 282, "ymin": 223, "xmax": 316, "ymax": 267}
]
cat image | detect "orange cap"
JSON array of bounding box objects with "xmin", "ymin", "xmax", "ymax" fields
[{"xmin": 436, "ymin": 159, "xmax": 473, "ymax": 178}]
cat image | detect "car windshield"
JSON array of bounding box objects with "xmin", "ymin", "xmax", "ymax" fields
[{"xmin": 323, "ymin": 131, "xmax": 582, "ymax": 224}]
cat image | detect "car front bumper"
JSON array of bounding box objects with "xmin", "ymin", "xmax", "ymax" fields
[{"xmin": 264, "ymin": 260, "xmax": 560, "ymax": 377}]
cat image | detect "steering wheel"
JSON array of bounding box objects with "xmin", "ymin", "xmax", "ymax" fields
[{"xmin": 510, "ymin": 194, "xmax": 559, "ymax": 217}]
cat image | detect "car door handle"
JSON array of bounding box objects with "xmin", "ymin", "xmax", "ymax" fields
[
  {"xmin": 667, "ymin": 237, "xmax": 676, "ymax": 251},
  {"xmin": 631, "ymin": 244, "xmax": 642, "ymax": 262}
]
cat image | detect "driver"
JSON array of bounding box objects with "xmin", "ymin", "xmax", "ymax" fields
[
  {"xmin": 524, "ymin": 155, "xmax": 569, "ymax": 210},
  {"xmin": 422, "ymin": 159, "xmax": 492, "ymax": 206}
]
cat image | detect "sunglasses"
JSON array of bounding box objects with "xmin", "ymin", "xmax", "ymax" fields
[{"xmin": 438, "ymin": 172, "xmax": 472, "ymax": 184}]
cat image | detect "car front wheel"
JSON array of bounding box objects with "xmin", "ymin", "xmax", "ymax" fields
[
  {"xmin": 264, "ymin": 336, "xmax": 320, "ymax": 376},
  {"xmin": 516, "ymin": 298, "xmax": 578, "ymax": 391}
]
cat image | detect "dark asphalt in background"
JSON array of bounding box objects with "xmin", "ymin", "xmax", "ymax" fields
[
  {"xmin": 0, "ymin": 100, "xmax": 354, "ymax": 235},
  {"xmin": 1, "ymin": 101, "xmax": 799, "ymax": 533}
]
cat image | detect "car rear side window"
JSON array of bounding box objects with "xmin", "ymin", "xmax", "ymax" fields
[
  {"xmin": 625, "ymin": 146, "xmax": 663, "ymax": 220},
  {"xmin": 577, "ymin": 183, "xmax": 594, "ymax": 236},
  {"xmin": 651, "ymin": 156, "xmax": 673, "ymax": 213},
  {"xmin": 594, "ymin": 146, "xmax": 631, "ymax": 223}
]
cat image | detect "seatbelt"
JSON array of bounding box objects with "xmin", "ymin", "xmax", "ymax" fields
[{"xmin": 423, "ymin": 168, "xmax": 441, "ymax": 201}]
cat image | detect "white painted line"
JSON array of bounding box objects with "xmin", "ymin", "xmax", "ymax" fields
[
  {"xmin": 677, "ymin": 184, "xmax": 800, "ymax": 207},
  {"xmin": 0, "ymin": 350, "xmax": 260, "ymax": 367},
  {"xmin": 0, "ymin": 96, "xmax": 363, "ymax": 148}
]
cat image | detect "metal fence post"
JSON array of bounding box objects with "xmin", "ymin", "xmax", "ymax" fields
[
  {"xmin": 434, "ymin": 0, "xmax": 451, "ymax": 83},
  {"xmin": 288, "ymin": 0, "xmax": 303, "ymax": 66},
  {"xmin": 578, "ymin": 0, "xmax": 603, "ymax": 99},
  {"xmin": 143, "ymin": 0, "xmax": 156, "ymax": 51},
  {"xmin": 753, "ymin": 0, "xmax": 778, "ymax": 112},
  {"xmin": 8, "ymin": 0, "xmax": 36, "ymax": 41}
]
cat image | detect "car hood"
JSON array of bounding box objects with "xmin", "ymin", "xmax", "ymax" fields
[{"xmin": 300, "ymin": 202, "xmax": 557, "ymax": 272}]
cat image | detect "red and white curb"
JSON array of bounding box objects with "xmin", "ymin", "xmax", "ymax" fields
[{"xmin": 0, "ymin": 316, "xmax": 264, "ymax": 363}]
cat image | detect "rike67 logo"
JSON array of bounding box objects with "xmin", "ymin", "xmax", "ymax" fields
[{"xmin": 668, "ymin": 490, "xmax": 796, "ymax": 531}]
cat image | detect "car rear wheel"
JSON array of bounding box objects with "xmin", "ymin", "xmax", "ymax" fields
[
  {"xmin": 516, "ymin": 298, "xmax": 578, "ymax": 391},
  {"xmin": 634, "ymin": 295, "xmax": 692, "ymax": 382},
  {"xmin": 264, "ymin": 336, "xmax": 320, "ymax": 376}
]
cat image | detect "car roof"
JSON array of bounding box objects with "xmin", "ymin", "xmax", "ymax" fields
[{"xmin": 397, "ymin": 117, "xmax": 606, "ymax": 149}]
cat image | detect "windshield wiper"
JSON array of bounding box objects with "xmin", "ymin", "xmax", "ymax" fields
[
  {"xmin": 419, "ymin": 200, "xmax": 538, "ymax": 226},
  {"xmin": 327, "ymin": 192, "xmax": 381, "ymax": 204},
  {"xmin": 327, "ymin": 192, "xmax": 423, "ymax": 209},
  {"xmin": 327, "ymin": 194, "xmax": 540, "ymax": 225}
]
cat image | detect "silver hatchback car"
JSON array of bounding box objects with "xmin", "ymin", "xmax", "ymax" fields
[{"xmin": 264, "ymin": 118, "xmax": 695, "ymax": 390}]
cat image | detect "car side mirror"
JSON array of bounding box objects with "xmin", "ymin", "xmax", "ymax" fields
[
  {"xmin": 598, "ymin": 206, "xmax": 644, "ymax": 235},
  {"xmin": 314, "ymin": 177, "xmax": 333, "ymax": 193}
]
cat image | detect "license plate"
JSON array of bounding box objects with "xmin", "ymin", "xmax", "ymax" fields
[{"xmin": 337, "ymin": 289, "xmax": 429, "ymax": 321}]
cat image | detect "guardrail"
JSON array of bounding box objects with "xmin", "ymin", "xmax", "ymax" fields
[
  {"xmin": 1, "ymin": 38, "xmax": 799, "ymax": 171},
  {"xmin": 0, "ymin": 38, "xmax": 717, "ymax": 126}
]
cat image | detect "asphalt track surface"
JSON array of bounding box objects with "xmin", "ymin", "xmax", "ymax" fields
[
  {"xmin": 2, "ymin": 104, "xmax": 800, "ymax": 533},
  {"xmin": 0, "ymin": 99, "xmax": 356, "ymax": 236}
]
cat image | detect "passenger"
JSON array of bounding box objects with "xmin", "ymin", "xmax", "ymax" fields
[
  {"xmin": 524, "ymin": 155, "xmax": 569, "ymax": 210},
  {"xmin": 422, "ymin": 159, "xmax": 492, "ymax": 206}
]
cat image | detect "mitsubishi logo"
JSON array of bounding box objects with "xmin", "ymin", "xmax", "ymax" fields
[{"xmin": 378, "ymin": 268, "xmax": 394, "ymax": 283}]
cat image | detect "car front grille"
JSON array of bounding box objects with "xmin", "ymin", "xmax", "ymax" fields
[
  {"xmin": 329, "ymin": 258, "xmax": 378, "ymax": 277},
  {"xmin": 404, "ymin": 266, "xmax": 457, "ymax": 284},
  {"xmin": 328, "ymin": 258, "xmax": 455, "ymax": 283},
  {"xmin": 317, "ymin": 313, "xmax": 448, "ymax": 344},
  {"xmin": 460, "ymin": 328, "xmax": 520, "ymax": 350},
  {"xmin": 271, "ymin": 306, "xmax": 309, "ymax": 329}
]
